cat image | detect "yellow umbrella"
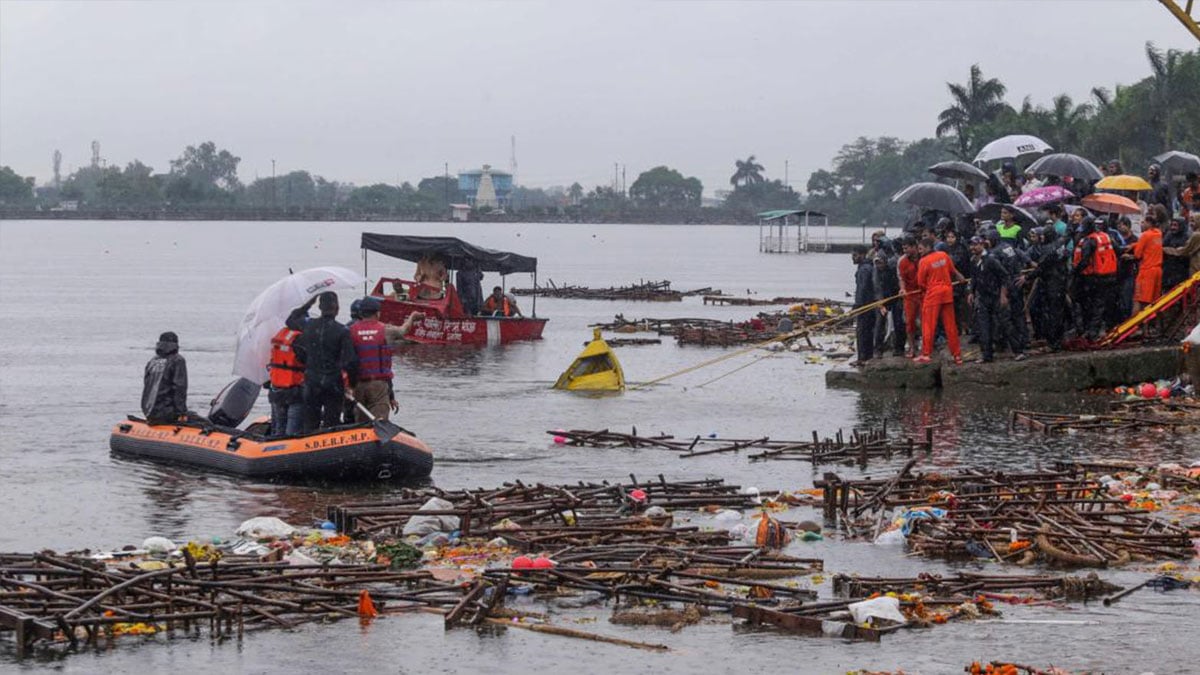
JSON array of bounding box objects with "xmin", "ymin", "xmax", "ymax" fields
[{"xmin": 1096, "ymin": 174, "xmax": 1152, "ymax": 191}]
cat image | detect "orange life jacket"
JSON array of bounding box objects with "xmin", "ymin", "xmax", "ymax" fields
[
  {"xmin": 1073, "ymin": 231, "xmax": 1117, "ymax": 276},
  {"xmin": 483, "ymin": 295, "xmax": 512, "ymax": 317},
  {"xmin": 268, "ymin": 328, "xmax": 305, "ymax": 388}
]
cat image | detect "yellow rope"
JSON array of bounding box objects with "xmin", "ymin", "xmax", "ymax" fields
[{"xmin": 632, "ymin": 288, "xmax": 917, "ymax": 390}]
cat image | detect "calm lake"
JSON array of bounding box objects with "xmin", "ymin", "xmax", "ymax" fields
[{"xmin": 0, "ymin": 219, "xmax": 1195, "ymax": 673}]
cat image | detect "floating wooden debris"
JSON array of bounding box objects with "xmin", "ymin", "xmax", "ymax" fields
[
  {"xmin": 594, "ymin": 337, "xmax": 661, "ymax": 347},
  {"xmin": 328, "ymin": 476, "xmax": 765, "ymax": 537},
  {"xmin": 547, "ymin": 425, "xmax": 932, "ymax": 467},
  {"xmin": 816, "ymin": 463, "xmax": 1194, "ymax": 567},
  {"xmin": 1009, "ymin": 409, "xmax": 1198, "ymax": 434},
  {"xmin": 511, "ymin": 279, "xmax": 715, "ymax": 302},
  {"xmin": 701, "ymin": 295, "xmax": 842, "ymax": 307},
  {"xmin": 832, "ymin": 571, "xmax": 1122, "ymax": 602},
  {"xmin": 0, "ymin": 552, "xmax": 441, "ymax": 657}
]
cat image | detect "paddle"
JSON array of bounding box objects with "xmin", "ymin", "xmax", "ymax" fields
[{"xmin": 344, "ymin": 391, "xmax": 403, "ymax": 443}]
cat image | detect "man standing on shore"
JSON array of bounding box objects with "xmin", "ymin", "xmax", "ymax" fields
[
  {"xmin": 967, "ymin": 237, "xmax": 1009, "ymax": 363},
  {"xmin": 915, "ymin": 237, "xmax": 965, "ymax": 365},
  {"xmin": 897, "ymin": 236, "xmax": 922, "ymax": 357},
  {"xmin": 851, "ymin": 246, "xmax": 876, "ymax": 367}
]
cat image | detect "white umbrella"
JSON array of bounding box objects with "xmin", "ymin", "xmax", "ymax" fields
[
  {"xmin": 973, "ymin": 135, "xmax": 1052, "ymax": 164},
  {"xmin": 232, "ymin": 266, "xmax": 365, "ymax": 383}
]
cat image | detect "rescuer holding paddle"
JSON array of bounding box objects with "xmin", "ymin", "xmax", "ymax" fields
[{"xmin": 915, "ymin": 237, "xmax": 966, "ymax": 365}]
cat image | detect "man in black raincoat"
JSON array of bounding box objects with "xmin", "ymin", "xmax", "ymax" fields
[
  {"xmin": 289, "ymin": 292, "xmax": 358, "ymax": 432},
  {"xmin": 142, "ymin": 331, "xmax": 189, "ymax": 424},
  {"xmin": 967, "ymin": 237, "xmax": 1009, "ymax": 363},
  {"xmin": 456, "ymin": 260, "xmax": 485, "ymax": 316},
  {"xmin": 851, "ymin": 246, "xmax": 876, "ymax": 366},
  {"xmin": 873, "ymin": 251, "xmax": 904, "ymax": 356},
  {"xmin": 1025, "ymin": 227, "xmax": 1069, "ymax": 351},
  {"xmin": 988, "ymin": 231, "xmax": 1030, "ymax": 360}
]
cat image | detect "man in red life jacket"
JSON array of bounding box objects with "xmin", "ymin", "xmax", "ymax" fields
[
  {"xmin": 350, "ymin": 297, "xmax": 424, "ymax": 422},
  {"xmin": 267, "ymin": 326, "xmax": 306, "ymax": 436},
  {"xmin": 915, "ymin": 237, "xmax": 965, "ymax": 364},
  {"xmin": 1071, "ymin": 217, "xmax": 1119, "ymax": 341},
  {"xmin": 481, "ymin": 286, "xmax": 522, "ymax": 317}
]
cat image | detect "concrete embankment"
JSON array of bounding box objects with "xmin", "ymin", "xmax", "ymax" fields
[{"xmin": 826, "ymin": 345, "xmax": 1183, "ymax": 391}]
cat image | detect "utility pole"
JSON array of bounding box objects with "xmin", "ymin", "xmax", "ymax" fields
[
  {"xmin": 271, "ymin": 159, "xmax": 277, "ymax": 209},
  {"xmin": 784, "ymin": 160, "xmax": 789, "ymax": 188},
  {"xmin": 444, "ymin": 162, "xmax": 450, "ymax": 208},
  {"xmin": 621, "ymin": 165, "xmax": 626, "ymax": 197},
  {"xmin": 614, "ymin": 163, "xmax": 619, "ymax": 193}
]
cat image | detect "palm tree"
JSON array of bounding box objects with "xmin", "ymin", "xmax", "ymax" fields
[
  {"xmin": 935, "ymin": 64, "xmax": 1010, "ymax": 159},
  {"xmin": 730, "ymin": 155, "xmax": 765, "ymax": 187},
  {"xmin": 1046, "ymin": 94, "xmax": 1093, "ymax": 151},
  {"xmin": 1144, "ymin": 41, "xmax": 1182, "ymax": 147},
  {"xmin": 567, "ymin": 182, "xmax": 584, "ymax": 205}
]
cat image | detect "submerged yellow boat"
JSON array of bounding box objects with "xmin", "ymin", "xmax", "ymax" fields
[{"xmin": 554, "ymin": 328, "xmax": 625, "ymax": 391}]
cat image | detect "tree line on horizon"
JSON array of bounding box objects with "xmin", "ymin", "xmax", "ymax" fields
[{"xmin": 1, "ymin": 43, "xmax": 1196, "ymax": 225}]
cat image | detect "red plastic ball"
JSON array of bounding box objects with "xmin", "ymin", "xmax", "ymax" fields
[
  {"xmin": 531, "ymin": 557, "xmax": 554, "ymax": 569},
  {"xmin": 512, "ymin": 556, "xmax": 534, "ymax": 570},
  {"xmin": 1140, "ymin": 383, "xmax": 1157, "ymax": 399}
]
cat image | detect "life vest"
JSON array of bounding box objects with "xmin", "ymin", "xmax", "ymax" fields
[
  {"xmin": 268, "ymin": 328, "xmax": 305, "ymax": 388},
  {"xmin": 350, "ymin": 319, "xmax": 393, "ymax": 381},
  {"xmin": 1073, "ymin": 231, "xmax": 1117, "ymax": 276},
  {"xmin": 755, "ymin": 512, "xmax": 790, "ymax": 549},
  {"xmin": 483, "ymin": 295, "xmax": 512, "ymax": 317}
]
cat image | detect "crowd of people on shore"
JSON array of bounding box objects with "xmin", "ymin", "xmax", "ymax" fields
[{"xmin": 852, "ymin": 161, "xmax": 1200, "ymax": 366}]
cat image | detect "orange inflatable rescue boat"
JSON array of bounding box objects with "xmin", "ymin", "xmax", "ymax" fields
[{"xmin": 111, "ymin": 417, "xmax": 433, "ymax": 481}]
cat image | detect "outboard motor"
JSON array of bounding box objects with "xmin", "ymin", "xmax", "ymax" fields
[{"xmin": 208, "ymin": 378, "xmax": 261, "ymax": 428}]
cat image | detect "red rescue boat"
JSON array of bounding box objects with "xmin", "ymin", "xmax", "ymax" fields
[{"xmin": 360, "ymin": 233, "xmax": 547, "ymax": 346}]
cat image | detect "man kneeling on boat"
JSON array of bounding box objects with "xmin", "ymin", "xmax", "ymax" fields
[
  {"xmin": 350, "ymin": 297, "xmax": 423, "ymax": 422},
  {"xmin": 481, "ymin": 286, "xmax": 522, "ymax": 317}
]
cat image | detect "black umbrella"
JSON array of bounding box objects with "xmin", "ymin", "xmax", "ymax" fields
[
  {"xmin": 891, "ymin": 182, "xmax": 975, "ymax": 215},
  {"xmin": 1153, "ymin": 150, "xmax": 1200, "ymax": 176},
  {"xmin": 977, "ymin": 202, "xmax": 1038, "ymax": 227},
  {"xmin": 1026, "ymin": 153, "xmax": 1103, "ymax": 182},
  {"xmin": 928, "ymin": 161, "xmax": 989, "ymax": 182}
]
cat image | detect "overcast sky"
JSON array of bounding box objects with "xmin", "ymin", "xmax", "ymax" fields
[{"xmin": 0, "ymin": 1, "xmax": 1194, "ymax": 195}]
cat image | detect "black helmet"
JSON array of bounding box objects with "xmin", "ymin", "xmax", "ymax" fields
[
  {"xmin": 359, "ymin": 296, "xmax": 382, "ymax": 314},
  {"xmin": 349, "ymin": 298, "xmax": 363, "ymax": 318}
]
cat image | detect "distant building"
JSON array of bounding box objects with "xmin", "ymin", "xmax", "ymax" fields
[
  {"xmin": 450, "ymin": 203, "xmax": 471, "ymax": 222},
  {"xmin": 458, "ymin": 165, "xmax": 513, "ymax": 209}
]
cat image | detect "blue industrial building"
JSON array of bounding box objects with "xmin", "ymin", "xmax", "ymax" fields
[{"xmin": 458, "ymin": 166, "xmax": 513, "ymax": 209}]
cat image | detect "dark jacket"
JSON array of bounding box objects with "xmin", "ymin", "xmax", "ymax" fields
[
  {"xmin": 873, "ymin": 256, "xmax": 900, "ymax": 301},
  {"xmin": 971, "ymin": 252, "xmax": 1009, "ymax": 300},
  {"xmin": 142, "ymin": 342, "xmax": 188, "ymax": 423},
  {"xmin": 457, "ymin": 267, "xmax": 484, "ymax": 316},
  {"xmin": 1150, "ymin": 179, "xmax": 1173, "ymax": 218},
  {"xmin": 1027, "ymin": 239, "xmax": 1068, "ymax": 289},
  {"xmin": 291, "ymin": 312, "xmax": 358, "ymax": 391},
  {"xmin": 854, "ymin": 260, "xmax": 876, "ymax": 308},
  {"xmin": 992, "ymin": 240, "xmax": 1030, "ymax": 289}
]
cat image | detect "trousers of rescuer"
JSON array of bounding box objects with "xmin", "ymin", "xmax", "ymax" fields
[
  {"xmin": 921, "ymin": 293, "xmax": 960, "ymax": 358},
  {"xmin": 353, "ymin": 380, "xmax": 391, "ymax": 422}
]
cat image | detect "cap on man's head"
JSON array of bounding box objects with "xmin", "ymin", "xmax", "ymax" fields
[
  {"xmin": 359, "ymin": 297, "xmax": 381, "ymax": 314},
  {"xmin": 318, "ymin": 291, "xmax": 339, "ymax": 311},
  {"xmin": 969, "ymin": 236, "xmax": 984, "ymax": 245}
]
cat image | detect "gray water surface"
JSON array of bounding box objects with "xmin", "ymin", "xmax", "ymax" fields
[{"xmin": 0, "ymin": 220, "xmax": 1195, "ymax": 674}]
